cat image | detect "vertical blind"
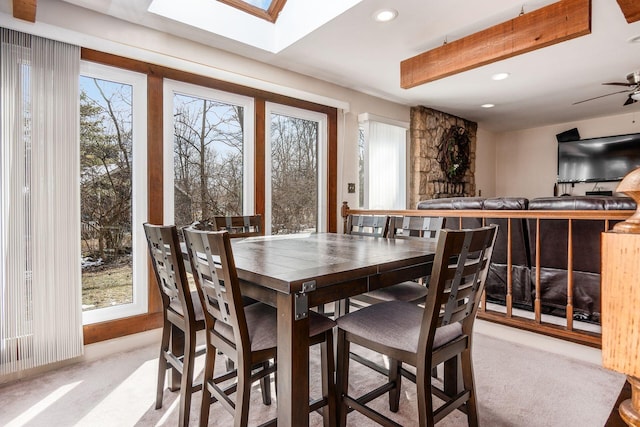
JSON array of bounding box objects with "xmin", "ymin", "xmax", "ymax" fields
[{"xmin": 0, "ymin": 28, "xmax": 82, "ymax": 375}]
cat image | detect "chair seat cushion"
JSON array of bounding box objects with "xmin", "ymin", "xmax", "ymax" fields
[
  {"xmin": 336, "ymin": 301, "xmax": 462, "ymax": 354},
  {"xmin": 363, "ymin": 281, "xmax": 428, "ymax": 303},
  {"xmin": 215, "ymin": 303, "xmax": 336, "ymax": 352},
  {"xmin": 169, "ymin": 290, "xmax": 205, "ymax": 322}
]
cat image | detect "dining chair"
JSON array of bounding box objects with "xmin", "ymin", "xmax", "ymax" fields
[
  {"xmin": 183, "ymin": 228, "xmax": 337, "ymax": 427},
  {"xmin": 212, "ymin": 215, "xmax": 263, "ymax": 237},
  {"xmin": 336, "ymin": 225, "xmax": 498, "ymax": 427},
  {"xmin": 359, "ymin": 215, "xmax": 444, "ymax": 304},
  {"xmin": 323, "ymin": 214, "xmax": 391, "ymax": 318},
  {"xmin": 346, "ymin": 215, "xmax": 445, "ymax": 378},
  {"xmin": 345, "ymin": 214, "xmax": 389, "ymax": 237},
  {"xmin": 143, "ymin": 223, "xmax": 206, "ymax": 427}
]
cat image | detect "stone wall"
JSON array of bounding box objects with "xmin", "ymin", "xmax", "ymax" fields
[{"xmin": 409, "ymin": 106, "xmax": 477, "ymax": 208}]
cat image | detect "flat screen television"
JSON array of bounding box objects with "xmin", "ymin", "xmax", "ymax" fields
[{"xmin": 557, "ymin": 132, "xmax": 640, "ymax": 183}]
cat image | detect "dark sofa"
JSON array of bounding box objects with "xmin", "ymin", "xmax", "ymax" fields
[{"xmin": 417, "ymin": 195, "xmax": 636, "ymax": 322}]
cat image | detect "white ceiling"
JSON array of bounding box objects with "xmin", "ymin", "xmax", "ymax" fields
[{"xmin": 61, "ymin": 0, "xmax": 640, "ymax": 132}]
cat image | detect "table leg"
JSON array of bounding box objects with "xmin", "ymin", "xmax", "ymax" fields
[{"xmin": 277, "ymin": 292, "xmax": 310, "ymax": 427}]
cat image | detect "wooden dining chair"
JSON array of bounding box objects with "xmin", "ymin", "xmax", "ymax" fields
[
  {"xmin": 143, "ymin": 223, "xmax": 206, "ymax": 427},
  {"xmin": 345, "ymin": 214, "xmax": 389, "ymax": 237},
  {"xmin": 346, "ymin": 215, "xmax": 445, "ymax": 378},
  {"xmin": 212, "ymin": 215, "xmax": 263, "ymax": 237},
  {"xmin": 359, "ymin": 215, "xmax": 444, "ymax": 304},
  {"xmin": 183, "ymin": 228, "xmax": 337, "ymax": 427},
  {"xmin": 336, "ymin": 225, "xmax": 497, "ymax": 427}
]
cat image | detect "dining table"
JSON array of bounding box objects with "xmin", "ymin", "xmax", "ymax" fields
[{"xmin": 224, "ymin": 231, "xmax": 437, "ymax": 427}]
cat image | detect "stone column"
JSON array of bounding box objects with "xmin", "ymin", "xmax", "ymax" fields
[{"xmin": 409, "ymin": 106, "xmax": 477, "ymax": 207}]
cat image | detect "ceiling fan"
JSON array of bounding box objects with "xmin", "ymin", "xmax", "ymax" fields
[{"xmin": 573, "ymin": 71, "xmax": 640, "ymax": 106}]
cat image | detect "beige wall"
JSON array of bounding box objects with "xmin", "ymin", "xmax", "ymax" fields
[
  {"xmin": 493, "ymin": 112, "xmax": 640, "ymax": 199},
  {"xmin": 475, "ymin": 127, "xmax": 498, "ymax": 198}
]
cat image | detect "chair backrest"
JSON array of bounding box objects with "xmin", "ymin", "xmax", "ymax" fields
[
  {"xmin": 345, "ymin": 214, "xmax": 390, "ymax": 237},
  {"xmin": 143, "ymin": 223, "xmax": 197, "ymax": 321},
  {"xmin": 388, "ymin": 215, "xmax": 444, "ymax": 241},
  {"xmin": 212, "ymin": 215, "xmax": 263, "ymax": 238},
  {"xmin": 419, "ymin": 225, "xmax": 498, "ymax": 351},
  {"xmin": 183, "ymin": 228, "xmax": 250, "ymax": 359}
]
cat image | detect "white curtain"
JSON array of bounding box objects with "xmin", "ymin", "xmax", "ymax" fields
[
  {"xmin": 1, "ymin": 28, "xmax": 82, "ymax": 375},
  {"xmin": 366, "ymin": 121, "xmax": 407, "ymax": 210}
]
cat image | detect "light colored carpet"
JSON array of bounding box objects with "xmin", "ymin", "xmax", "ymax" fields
[{"xmin": 0, "ymin": 331, "xmax": 625, "ymax": 426}]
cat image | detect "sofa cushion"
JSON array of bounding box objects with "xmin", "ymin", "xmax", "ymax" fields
[
  {"xmin": 416, "ymin": 197, "xmax": 485, "ymax": 210},
  {"xmin": 483, "ymin": 197, "xmax": 529, "ymax": 210},
  {"xmin": 528, "ymin": 196, "xmax": 636, "ymax": 210}
]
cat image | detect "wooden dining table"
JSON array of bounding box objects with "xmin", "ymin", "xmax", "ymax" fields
[{"xmin": 226, "ymin": 232, "xmax": 437, "ymax": 427}]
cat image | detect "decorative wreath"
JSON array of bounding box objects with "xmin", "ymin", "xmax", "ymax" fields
[{"xmin": 437, "ymin": 125, "xmax": 470, "ymax": 182}]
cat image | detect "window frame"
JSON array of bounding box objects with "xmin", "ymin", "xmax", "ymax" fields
[
  {"xmin": 217, "ymin": 0, "xmax": 287, "ymax": 22},
  {"xmin": 265, "ymin": 102, "xmax": 327, "ymax": 234},
  {"xmin": 162, "ymin": 79, "xmax": 256, "ymax": 224},
  {"xmin": 79, "ymin": 60, "xmax": 149, "ymax": 325},
  {"xmin": 80, "ymin": 48, "xmax": 338, "ymax": 344}
]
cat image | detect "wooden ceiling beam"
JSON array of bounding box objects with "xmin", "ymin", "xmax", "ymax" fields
[
  {"xmin": 13, "ymin": 0, "xmax": 37, "ymax": 22},
  {"xmin": 400, "ymin": 0, "xmax": 591, "ymax": 89},
  {"xmin": 616, "ymin": 0, "xmax": 640, "ymax": 23}
]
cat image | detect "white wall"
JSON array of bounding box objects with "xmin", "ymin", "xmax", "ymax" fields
[
  {"xmin": 0, "ymin": 0, "xmax": 409, "ymax": 231},
  {"xmin": 494, "ymin": 111, "xmax": 640, "ymax": 199}
]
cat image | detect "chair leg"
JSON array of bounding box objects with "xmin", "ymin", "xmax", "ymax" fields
[
  {"xmin": 260, "ymin": 361, "xmax": 272, "ymax": 405},
  {"xmin": 171, "ymin": 324, "xmax": 185, "ymax": 392},
  {"xmin": 336, "ymin": 329, "xmax": 350, "ymax": 427},
  {"xmin": 178, "ymin": 327, "xmax": 197, "ymax": 427},
  {"xmin": 156, "ymin": 318, "xmax": 171, "ymax": 409},
  {"xmin": 320, "ymin": 331, "xmax": 337, "ymax": 427},
  {"xmin": 461, "ymin": 348, "xmax": 479, "ymax": 427},
  {"xmin": 416, "ymin": 364, "xmax": 435, "ymax": 427},
  {"xmin": 199, "ymin": 344, "xmax": 216, "ymax": 427},
  {"xmin": 443, "ymin": 355, "xmax": 460, "ymax": 397},
  {"xmin": 235, "ymin": 362, "xmax": 252, "ymax": 427},
  {"xmin": 388, "ymin": 359, "xmax": 401, "ymax": 413}
]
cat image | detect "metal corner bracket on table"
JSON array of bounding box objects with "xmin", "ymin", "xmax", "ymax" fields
[{"xmin": 294, "ymin": 280, "xmax": 317, "ymax": 320}]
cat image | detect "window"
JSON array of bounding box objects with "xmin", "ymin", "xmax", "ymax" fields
[
  {"xmin": 80, "ymin": 61, "xmax": 147, "ymax": 325},
  {"xmin": 358, "ymin": 114, "xmax": 408, "ymax": 210},
  {"xmin": 164, "ymin": 80, "xmax": 254, "ymax": 226},
  {"xmin": 266, "ymin": 103, "xmax": 327, "ymax": 234}
]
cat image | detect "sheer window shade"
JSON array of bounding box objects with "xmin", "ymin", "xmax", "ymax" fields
[
  {"xmin": 363, "ymin": 120, "xmax": 407, "ymax": 210},
  {"xmin": 1, "ymin": 28, "xmax": 82, "ymax": 375}
]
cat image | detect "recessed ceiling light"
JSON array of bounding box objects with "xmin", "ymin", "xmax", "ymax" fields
[
  {"xmin": 491, "ymin": 72, "xmax": 510, "ymax": 81},
  {"xmin": 373, "ymin": 9, "xmax": 398, "ymax": 22},
  {"xmin": 481, "ymin": 104, "xmax": 495, "ymax": 108},
  {"xmin": 628, "ymin": 35, "xmax": 640, "ymax": 44}
]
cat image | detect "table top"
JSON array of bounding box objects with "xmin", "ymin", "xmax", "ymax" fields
[{"xmin": 230, "ymin": 232, "xmax": 437, "ymax": 294}]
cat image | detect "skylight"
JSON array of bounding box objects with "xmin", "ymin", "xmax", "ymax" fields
[{"xmin": 148, "ymin": 0, "xmax": 363, "ymax": 53}]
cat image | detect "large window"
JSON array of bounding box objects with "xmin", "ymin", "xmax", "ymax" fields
[
  {"xmin": 358, "ymin": 114, "xmax": 408, "ymax": 210},
  {"xmin": 266, "ymin": 103, "xmax": 327, "ymax": 234},
  {"xmin": 164, "ymin": 80, "xmax": 254, "ymax": 226},
  {"xmin": 80, "ymin": 62, "xmax": 147, "ymax": 325}
]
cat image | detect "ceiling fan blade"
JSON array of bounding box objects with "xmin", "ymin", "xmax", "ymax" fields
[
  {"xmin": 602, "ymin": 82, "xmax": 634, "ymax": 87},
  {"xmin": 572, "ymin": 90, "xmax": 630, "ymax": 105},
  {"xmin": 624, "ymin": 95, "xmax": 638, "ymax": 106}
]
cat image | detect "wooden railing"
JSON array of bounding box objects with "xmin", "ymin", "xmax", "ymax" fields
[{"xmin": 341, "ymin": 202, "xmax": 634, "ymax": 348}]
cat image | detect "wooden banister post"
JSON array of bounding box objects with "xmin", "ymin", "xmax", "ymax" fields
[{"xmin": 601, "ymin": 167, "xmax": 640, "ymax": 426}]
